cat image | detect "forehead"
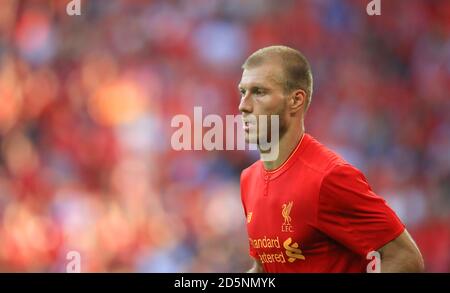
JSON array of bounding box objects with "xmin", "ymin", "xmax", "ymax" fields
[{"xmin": 239, "ymin": 62, "xmax": 284, "ymax": 88}]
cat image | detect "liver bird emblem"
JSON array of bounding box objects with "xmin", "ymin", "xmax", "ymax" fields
[{"xmin": 282, "ymin": 201, "xmax": 293, "ymax": 225}]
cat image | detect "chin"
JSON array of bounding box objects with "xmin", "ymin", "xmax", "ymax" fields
[{"xmin": 246, "ymin": 134, "xmax": 259, "ymax": 145}]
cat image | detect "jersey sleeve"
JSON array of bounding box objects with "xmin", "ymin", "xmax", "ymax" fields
[
  {"xmin": 240, "ymin": 169, "xmax": 259, "ymax": 259},
  {"xmin": 316, "ymin": 164, "xmax": 405, "ymax": 256}
]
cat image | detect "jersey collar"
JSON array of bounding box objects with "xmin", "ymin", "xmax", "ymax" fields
[{"xmin": 260, "ymin": 133, "xmax": 309, "ymax": 180}]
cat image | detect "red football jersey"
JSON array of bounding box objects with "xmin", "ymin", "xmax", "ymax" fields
[{"xmin": 240, "ymin": 133, "xmax": 405, "ymax": 272}]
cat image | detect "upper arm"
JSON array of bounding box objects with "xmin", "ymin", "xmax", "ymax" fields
[
  {"xmin": 377, "ymin": 229, "xmax": 424, "ymax": 272},
  {"xmin": 316, "ymin": 164, "xmax": 405, "ymax": 256}
]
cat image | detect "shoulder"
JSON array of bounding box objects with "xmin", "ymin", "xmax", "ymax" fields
[
  {"xmin": 240, "ymin": 160, "xmax": 261, "ymax": 183},
  {"xmin": 299, "ymin": 134, "xmax": 348, "ymax": 177},
  {"xmin": 318, "ymin": 162, "xmax": 376, "ymax": 210},
  {"xmin": 321, "ymin": 163, "xmax": 368, "ymax": 189},
  {"xmin": 240, "ymin": 161, "xmax": 262, "ymax": 208}
]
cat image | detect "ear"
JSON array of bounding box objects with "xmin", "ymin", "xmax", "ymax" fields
[{"xmin": 289, "ymin": 89, "xmax": 307, "ymax": 114}]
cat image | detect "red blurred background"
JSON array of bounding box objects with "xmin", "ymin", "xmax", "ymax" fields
[{"xmin": 0, "ymin": 0, "xmax": 449, "ymax": 272}]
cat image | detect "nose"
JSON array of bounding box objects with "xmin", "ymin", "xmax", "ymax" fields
[{"xmin": 238, "ymin": 93, "xmax": 253, "ymax": 114}]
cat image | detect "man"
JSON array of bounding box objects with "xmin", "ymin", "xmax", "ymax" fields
[{"xmin": 238, "ymin": 45, "xmax": 424, "ymax": 273}]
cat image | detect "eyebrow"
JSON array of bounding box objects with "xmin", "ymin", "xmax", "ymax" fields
[
  {"xmin": 238, "ymin": 83, "xmax": 270, "ymax": 90},
  {"xmin": 238, "ymin": 74, "xmax": 284, "ymax": 90}
]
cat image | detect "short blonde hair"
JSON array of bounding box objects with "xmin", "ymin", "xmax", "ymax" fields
[{"xmin": 242, "ymin": 45, "xmax": 314, "ymax": 110}]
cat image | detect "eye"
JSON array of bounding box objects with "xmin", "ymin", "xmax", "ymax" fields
[
  {"xmin": 254, "ymin": 88, "xmax": 265, "ymax": 96},
  {"xmin": 239, "ymin": 89, "xmax": 246, "ymax": 97}
]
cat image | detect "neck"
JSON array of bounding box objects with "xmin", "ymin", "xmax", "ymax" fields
[{"xmin": 261, "ymin": 122, "xmax": 304, "ymax": 171}]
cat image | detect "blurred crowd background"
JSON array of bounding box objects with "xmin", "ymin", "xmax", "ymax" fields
[{"xmin": 0, "ymin": 0, "xmax": 449, "ymax": 272}]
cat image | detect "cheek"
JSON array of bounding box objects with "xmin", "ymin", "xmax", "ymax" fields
[
  {"xmin": 271, "ymin": 95, "xmax": 288, "ymax": 117},
  {"xmin": 259, "ymin": 94, "xmax": 285, "ymax": 113},
  {"xmin": 272, "ymin": 99, "xmax": 289, "ymax": 131},
  {"xmin": 256, "ymin": 96, "xmax": 287, "ymax": 131}
]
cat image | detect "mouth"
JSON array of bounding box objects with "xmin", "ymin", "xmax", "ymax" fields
[{"xmin": 243, "ymin": 121, "xmax": 254, "ymax": 132}]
